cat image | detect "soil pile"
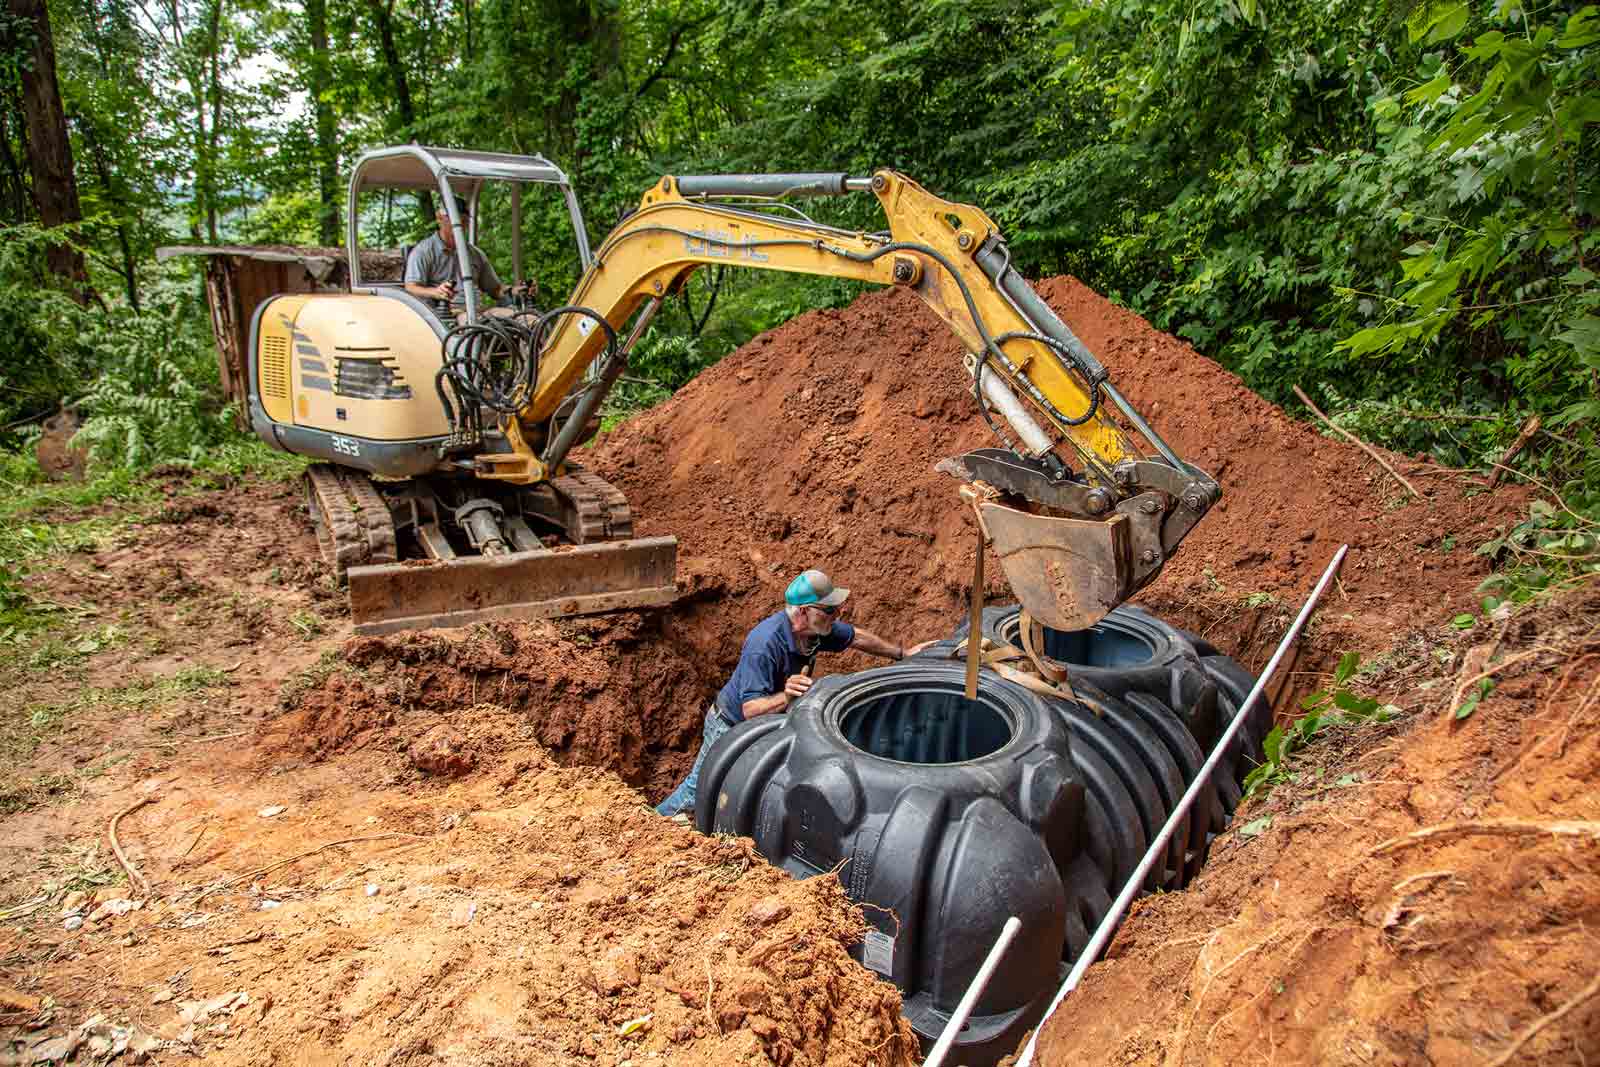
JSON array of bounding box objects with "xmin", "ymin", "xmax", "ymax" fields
[
  {"xmin": 288, "ymin": 274, "xmax": 1537, "ymax": 805},
  {"xmin": 593, "ymin": 278, "xmax": 1527, "ymax": 674},
  {"xmin": 3, "ymin": 704, "xmax": 916, "ymax": 1067},
  {"xmin": 273, "ymin": 612, "xmax": 724, "ymax": 797},
  {"xmin": 1033, "ymin": 579, "xmax": 1600, "ymax": 1065}
]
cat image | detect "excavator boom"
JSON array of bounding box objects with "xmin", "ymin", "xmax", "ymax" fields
[{"xmin": 441, "ymin": 170, "xmax": 1218, "ymax": 630}]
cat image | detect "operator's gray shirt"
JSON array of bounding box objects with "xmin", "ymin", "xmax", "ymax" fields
[{"xmin": 404, "ymin": 233, "xmax": 504, "ymax": 303}]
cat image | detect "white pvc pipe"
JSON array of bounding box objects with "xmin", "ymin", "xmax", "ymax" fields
[
  {"xmin": 1014, "ymin": 544, "xmax": 1349, "ymax": 1066},
  {"xmin": 924, "ymin": 915, "xmax": 1024, "ymax": 1067}
]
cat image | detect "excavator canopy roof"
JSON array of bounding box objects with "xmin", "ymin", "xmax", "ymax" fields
[
  {"xmin": 345, "ymin": 144, "xmax": 594, "ymax": 291},
  {"xmin": 349, "ymin": 145, "xmax": 572, "ymax": 193}
]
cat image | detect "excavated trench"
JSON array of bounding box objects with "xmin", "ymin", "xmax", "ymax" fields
[{"xmin": 283, "ymin": 602, "xmax": 1258, "ymax": 1063}]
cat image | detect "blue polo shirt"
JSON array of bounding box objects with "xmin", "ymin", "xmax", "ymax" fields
[{"xmin": 716, "ymin": 610, "xmax": 856, "ymax": 724}]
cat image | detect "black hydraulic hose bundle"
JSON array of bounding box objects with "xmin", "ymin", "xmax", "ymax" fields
[{"xmin": 435, "ymin": 306, "xmax": 619, "ymax": 438}]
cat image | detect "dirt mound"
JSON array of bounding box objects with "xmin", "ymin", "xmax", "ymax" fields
[
  {"xmin": 592, "ymin": 278, "xmax": 1527, "ymax": 682},
  {"xmin": 275, "ymin": 613, "xmax": 724, "ymax": 796},
  {"xmin": 286, "ymin": 276, "xmax": 1530, "ymax": 807},
  {"xmin": 3, "ymin": 708, "xmax": 916, "ymax": 1066},
  {"xmin": 1032, "ymin": 577, "xmax": 1600, "ymax": 1065}
]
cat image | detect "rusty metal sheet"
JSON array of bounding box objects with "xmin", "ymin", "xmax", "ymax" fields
[
  {"xmin": 348, "ymin": 536, "xmax": 677, "ymax": 636},
  {"xmin": 977, "ymin": 502, "xmax": 1132, "ymax": 631}
]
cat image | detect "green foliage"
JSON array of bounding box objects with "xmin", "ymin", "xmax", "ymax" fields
[
  {"xmin": 0, "ymin": 0, "xmax": 1593, "ymax": 594},
  {"xmin": 72, "ymin": 279, "xmax": 236, "ymax": 469},
  {"xmin": 0, "ymin": 223, "xmax": 100, "ymax": 428},
  {"xmin": 1476, "ymin": 494, "xmax": 1600, "ymax": 604},
  {"xmin": 1243, "ymin": 652, "xmax": 1400, "ymax": 800},
  {"xmin": 1340, "ymin": 4, "xmax": 1600, "ymax": 435}
]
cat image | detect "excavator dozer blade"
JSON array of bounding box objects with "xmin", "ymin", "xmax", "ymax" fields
[
  {"xmin": 976, "ymin": 502, "xmax": 1134, "ymax": 632},
  {"xmin": 346, "ymin": 536, "xmax": 679, "ymax": 636}
]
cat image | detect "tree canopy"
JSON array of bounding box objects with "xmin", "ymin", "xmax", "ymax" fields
[{"xmin": 0, "ymin": 0, "xmax": 1595, "ymax": 502}]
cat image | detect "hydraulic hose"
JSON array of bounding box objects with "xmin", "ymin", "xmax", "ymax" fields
[{"xmin": 435, "ymin": 306, "xmax": 617, "ymax": 441}]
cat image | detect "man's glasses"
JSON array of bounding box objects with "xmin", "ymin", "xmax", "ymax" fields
[{"xmin": 810, "ymin": 603, "xmax": 838, "ymax": 617}]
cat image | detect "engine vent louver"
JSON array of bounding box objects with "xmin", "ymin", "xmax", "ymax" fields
[{"xmin": 260, "ymin": 336, "xmax": 290, "ymax": 399}]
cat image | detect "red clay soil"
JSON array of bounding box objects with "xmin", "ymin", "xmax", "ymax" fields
[
  {"xmin": 590, "ymin": 277, "xmax": 1528, "ymax": 741},
  {"xmin": 271, "ymin": 613, "xmax": 724, "ymax": 799},
  {"xmin": 3, "ymin": 707, "xmax": 916, "ymax": 1066},
  {"xmin": 0, "ymin": 274, "xmax": 1555, "ymax": 1067},
  {"xmin": 1031, "ymin": 578, "xmax": 1600, "ymax": 1066}
]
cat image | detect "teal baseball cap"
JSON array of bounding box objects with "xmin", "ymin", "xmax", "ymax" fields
[{"xmin": 785, "ymin": 568, "xmax": 849, "ymax": 609}]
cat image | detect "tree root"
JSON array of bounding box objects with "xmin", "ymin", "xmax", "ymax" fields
[
  {"xmin": 1370, "ymin": 820, "xmax": 1600, "ymax": 856},
  {"xmin": 108, "ymin": 795, "xmax": 157, "ymax": 897},
  {"xmin": 1486, "ymin": 970, "xmax": 1600, "ymax": 1067}
]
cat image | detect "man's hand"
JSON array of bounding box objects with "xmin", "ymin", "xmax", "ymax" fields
[
  {"xmin": 905, "ymin": 639, "xmax": 939, "ymax": 658},
  {"xmin": 784, "ymin": 674, "xmax": 813, "ymax": 700},
  {"xmin": 434, "ymin": 281, "xmax": 455, "ymax": 302}
]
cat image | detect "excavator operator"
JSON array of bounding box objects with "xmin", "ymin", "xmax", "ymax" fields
[{"xmin": 403, "ymin": 196, "xmax": 534, "ymax": 318}]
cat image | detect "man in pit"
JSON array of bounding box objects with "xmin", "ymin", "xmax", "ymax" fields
[
  {"xmin": 655, "ymin": 568, "xmax": 936, "ymax": 819},
  {"xmin": 403, "ymin": 196, "xmax": 533, "ymax": 318}
]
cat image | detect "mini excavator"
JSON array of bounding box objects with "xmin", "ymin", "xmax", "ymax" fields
[{"xmin": 242, "ymin": 146, "xmax": 1219, "ymax": 635}]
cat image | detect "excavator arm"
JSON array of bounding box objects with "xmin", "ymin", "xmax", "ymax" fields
[{"xmin": 452, "ymin": 170, "xmax": 1219, "ymax": 629}]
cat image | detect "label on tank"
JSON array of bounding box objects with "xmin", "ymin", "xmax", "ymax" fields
[{"xmin": 862, "ymin": 929, "xmax": 895, "ymax": 976}]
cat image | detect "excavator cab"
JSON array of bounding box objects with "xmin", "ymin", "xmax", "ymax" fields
[{"xmin": 343, "ymin": 146, "xmax": 592, "ymax": 327}]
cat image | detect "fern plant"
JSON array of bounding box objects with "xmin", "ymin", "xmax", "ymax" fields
[{"xmin": 72, "ymin": 277, "xmax": 232, "ymax": 469}]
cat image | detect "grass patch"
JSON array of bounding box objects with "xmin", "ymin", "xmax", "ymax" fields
[
  {"xmin": 0, "ymin": 664, "xmax": 234, "ymax": 762},
  {"xmin": 0, "ymin": 452, "xmax": 159, "ymax": 525},
  {"xmin": 0, "ymin": 434, "xmax": 306, "ymax": 532},
  {"xmin": 288, "ymin": 608, "xmax": 324, "ymax": 639},
  {"xmin": 0, "ymin": 773, "xmax": 77, "ymax": 816}
]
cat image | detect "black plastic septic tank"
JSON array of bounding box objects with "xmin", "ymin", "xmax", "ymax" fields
[{"xmin": 693, "ymin": 661, "xmax": 1085, "ymax": 1067}]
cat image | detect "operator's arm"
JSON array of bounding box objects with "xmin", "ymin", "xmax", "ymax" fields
[
  {"xmin": 476, "ymin": 250, "xmax": 505, "ymax": 301},
  {"xmin": 403, "ymin": 242, "xmax": 453, "ymax": 302},
  {"xmin": 404, "ymin": 280, "xmax": 453, "ymax": 301},
  {"xmin": 850, "ymin": 627, "xmax": 936, "ymax": 662}
]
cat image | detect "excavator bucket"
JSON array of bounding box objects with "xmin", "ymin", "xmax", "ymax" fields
[
  {"xmin": 974, "ymin": 501, "xmax": 1135, "ymax": 632},
  {"xmin": 345, "ymin": 536, "xmax": 679, "ymax": 636}
]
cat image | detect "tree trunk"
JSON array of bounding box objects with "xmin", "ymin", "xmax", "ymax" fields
[
  {"xmin": 204, "ymin": 0, "xmax": 224, "ymax": 242},
  {"xmin": 8, "ymin": 0, "xmax": 89, "ymax": 294},
  {"xmin": 306, "ymin": 0, "xmax": 338, "ymax": 245},
  {"xmin": 366, "ymin": 0, "xmax": 430, "ymax": 220},
  {"xmin": 0, "ymin": 104, "xmax": 29, "ymax": 224}
]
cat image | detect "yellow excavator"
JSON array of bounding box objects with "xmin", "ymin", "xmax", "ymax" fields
[{"xmin": 242, "ymin": 145, "xmax": 1218, "ymax": 635}]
